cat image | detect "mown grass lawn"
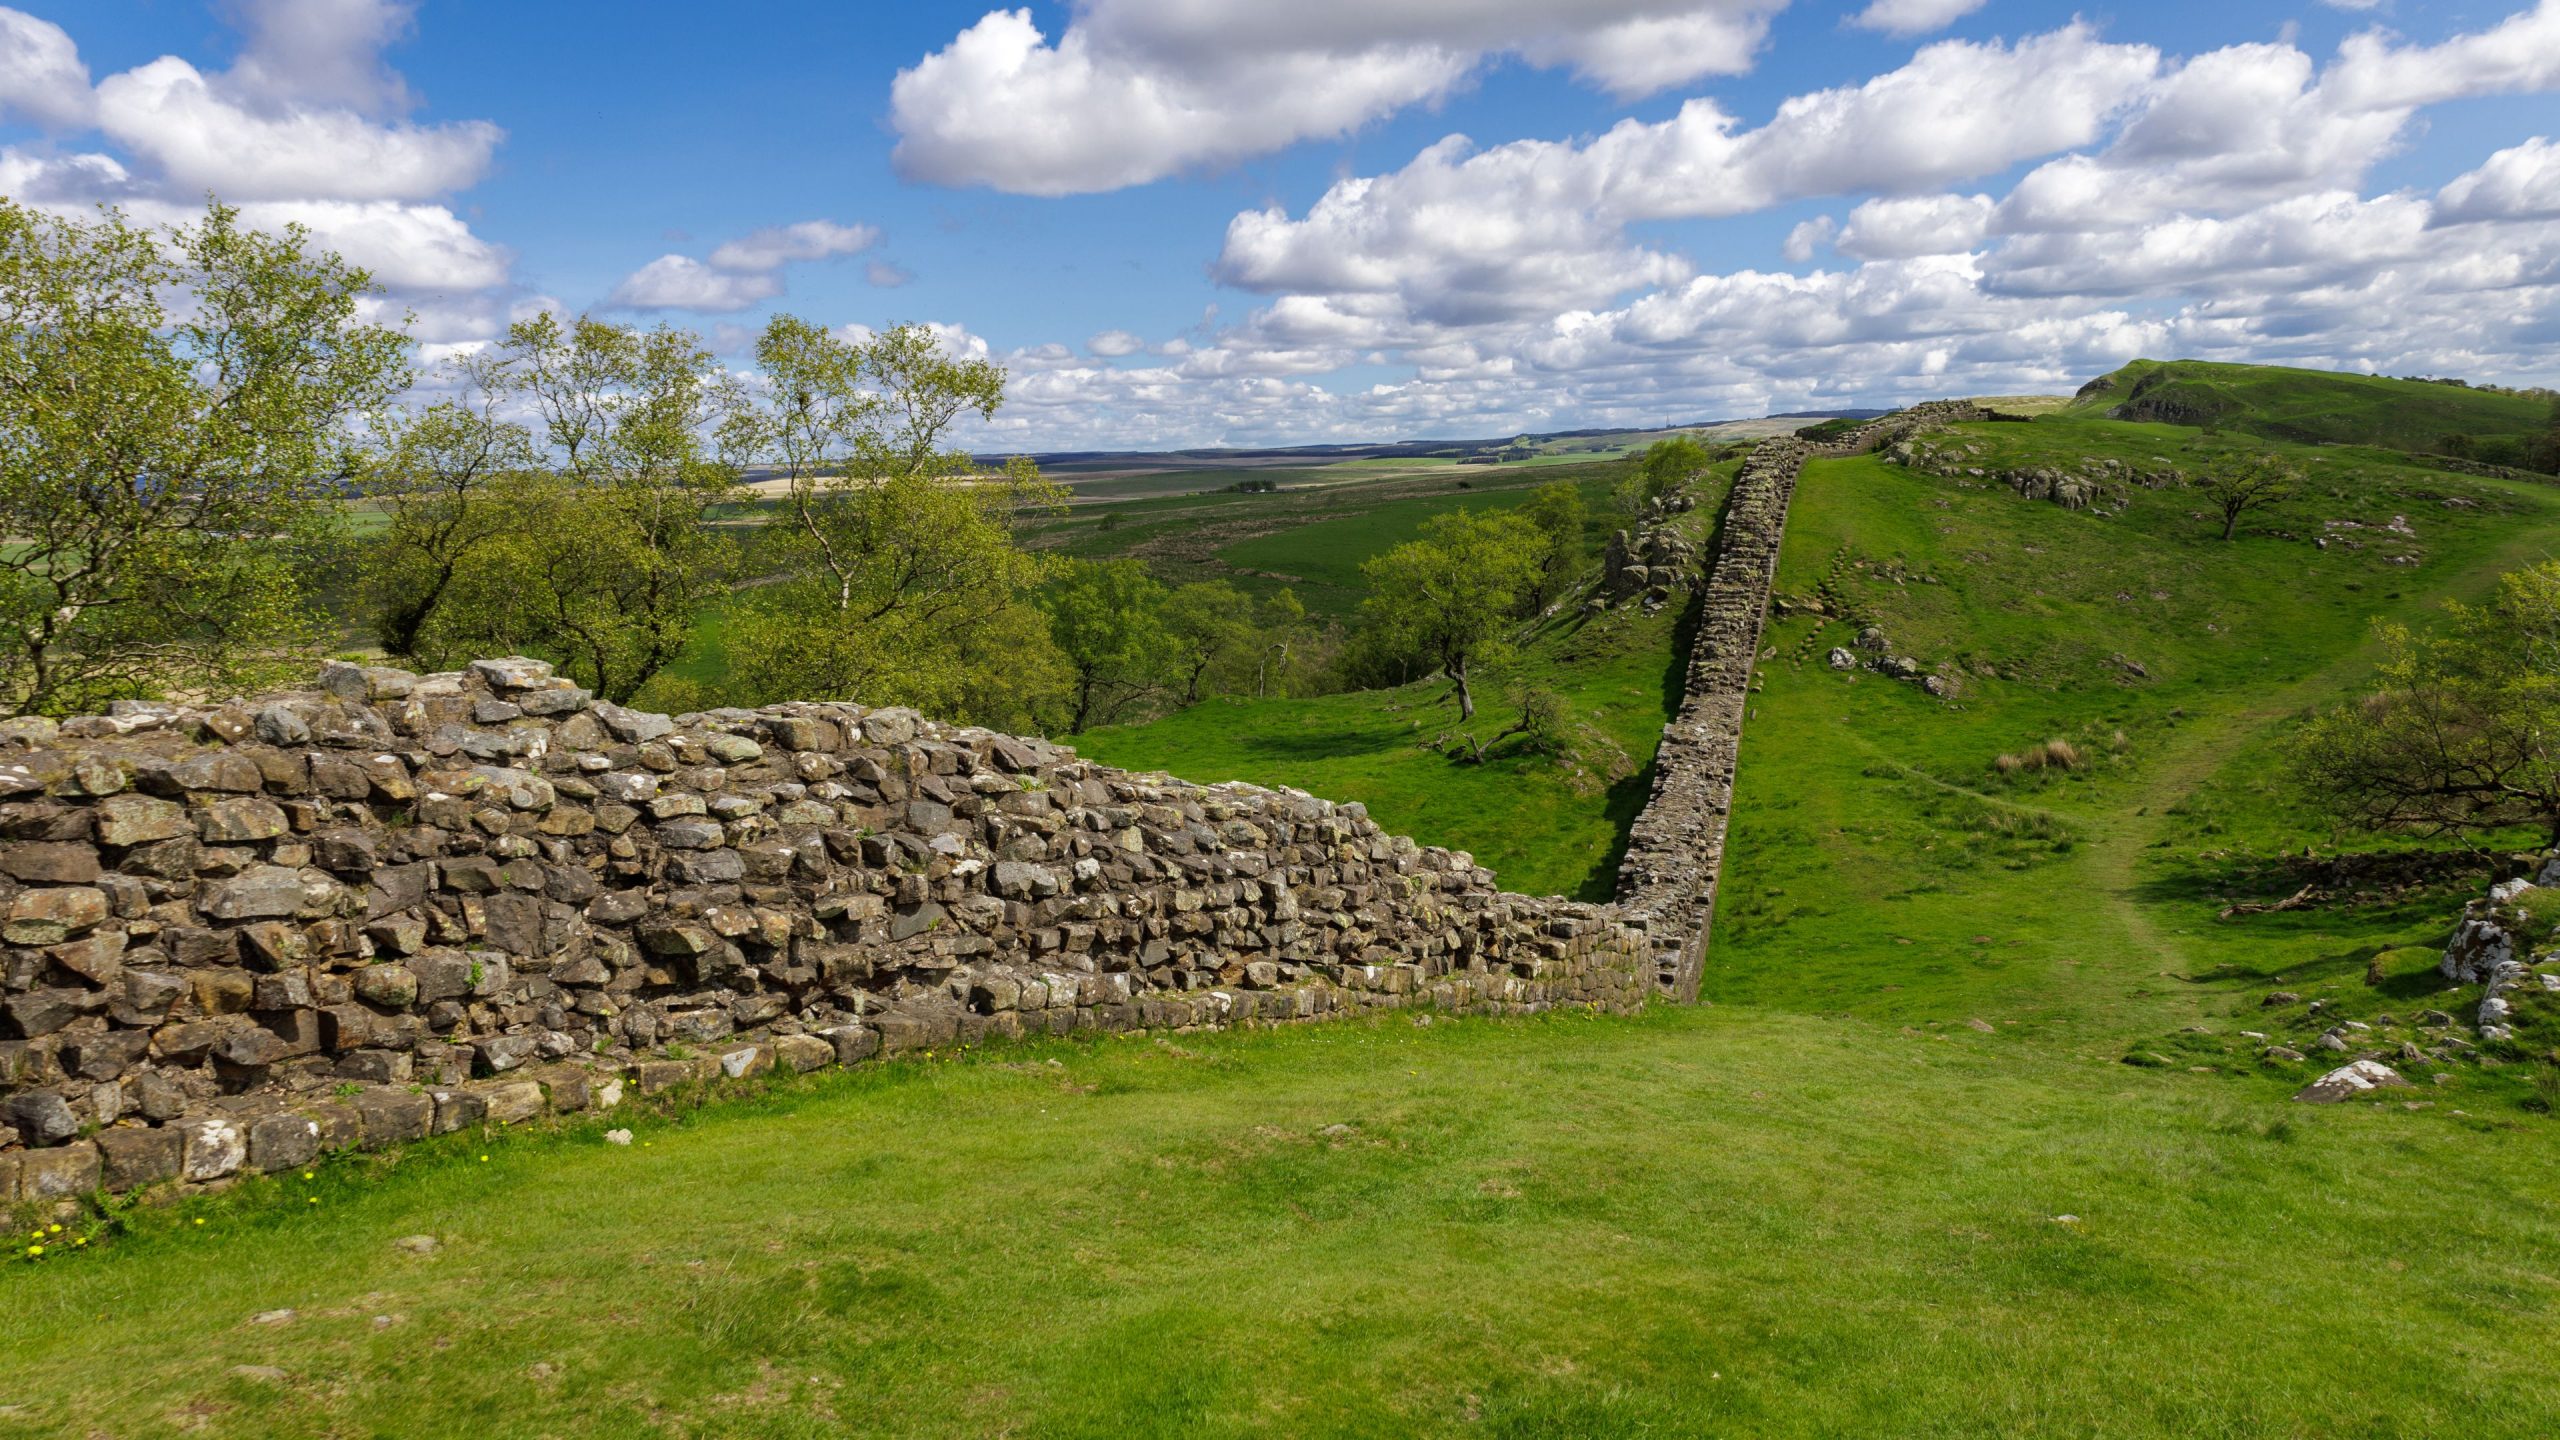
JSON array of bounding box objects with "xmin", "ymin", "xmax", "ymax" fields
[{"xmin": 6, "ymin": 1005, "xmax": 2557, "ymax": 1440}]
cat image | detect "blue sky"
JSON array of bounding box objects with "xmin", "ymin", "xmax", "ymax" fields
[{"xmin": 6, "ymin": 0, "xmax": 2560, "ymax": 448}]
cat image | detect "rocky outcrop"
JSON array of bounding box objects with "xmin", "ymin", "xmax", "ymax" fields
[
  {"xmin": 1885, "ymin": 436, "xmax": 2186, "ymax": 513},
  {"xmin": 0, "ymin": 658, "xmax": 1649, "ymax": 1205},
  {"xmin": 2444, "ymin": 856, "xmax": 2560, "ymax": 1043},
  {"xmin": 1600, "ymin": 525, "xmax": 1704, "ymax": 607}
]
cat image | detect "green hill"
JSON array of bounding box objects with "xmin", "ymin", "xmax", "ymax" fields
[{"xmin": 2071, "ymin": 357, "xmax": 2552, "ymax": 452}]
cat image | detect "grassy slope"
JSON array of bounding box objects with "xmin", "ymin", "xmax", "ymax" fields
[
  {"xmin": 2074, "ymin": 358, "xmax": 2549, "ymax": 449},
  {"xmin": 16, "ymin": 382, "xmax": 2560, "ymax": 1437},
  {"xmin": 1714, "ymin": 413, "xmax": 2559, "ymax": 1060},
  {"xmin": 1070, "ymin": 465, "xmax": 1735, "ymax": 899},
  {"xmin": 1072, "ymin": 602, "xmax": 1685, "ymax": 900},
  {"xmin": 5, "ymin": 1008, "xmax": 2557, "ymax": 1440}
]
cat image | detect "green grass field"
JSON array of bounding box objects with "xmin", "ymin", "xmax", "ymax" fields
[
  {"xmin": 4, "ymin": 1007, "xmax": 2555, "ymax": 1439},
  {"xmin": 13, "ymin": 379, "xmax": 2560, "ymax": 1437}
]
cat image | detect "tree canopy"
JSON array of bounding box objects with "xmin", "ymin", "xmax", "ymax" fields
[
  {"xmin": 1358, "ymin": 508, "xmax": 1545, "ymax": 720},
  {"xmin": 722, "ymin": 317, "xmax": 1065, "ymax": 724},
  {"xmin": 0, "ymin": 199, "xmax": 408, "ymax": 714},
  {"xmin": 2295, "ymin": 560, "xmax": 2560, "ymax": 847}
]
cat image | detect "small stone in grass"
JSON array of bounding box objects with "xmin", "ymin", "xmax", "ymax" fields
[
  {"xmin": 2051, "ymin": 1215, "xmax": 2080, "ymax": 1225},
  {"xmin": 248, "ymin": 1309, "xmax": 295, "ymax": 1326},
  {"xmin": 393, "ymin": 1234, "xmax": 439, "ymax": 1255},
  {"xmin": 605, "ymin": 1128, "xmax": 633, "ymax": 1146}
]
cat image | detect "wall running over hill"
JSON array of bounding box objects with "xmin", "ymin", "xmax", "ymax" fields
[
  {"xmin": 0, "ymin": 659, "xmax": 1648, "ymax": 1204},
  {"xmin": 1616, "ymin": 402, "xmax": 1994, "ymax": 999}
]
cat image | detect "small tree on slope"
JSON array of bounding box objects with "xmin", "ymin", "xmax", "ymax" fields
[
  {"xmin": 2294, "ymin": 559, "xmax": 2560, "ymax": 848},
  {"xmin": 1358, "ymin": 509, "xmax": 1544, "ymax": 721}
]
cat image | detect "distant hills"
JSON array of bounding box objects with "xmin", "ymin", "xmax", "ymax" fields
[
  {"xmin": 1000, "ymin": 411, "xmax": 1890, "ymax": 476},
  {"xmin": 2071, "ymin": 358, "xmax": 2554, "ymax": 454}
]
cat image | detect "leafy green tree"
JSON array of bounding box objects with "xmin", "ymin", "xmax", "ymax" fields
[
  {"xmin": 1620, "ymin": 435, "xmax": 1709, "ymax": 514},
  {"xmin": 1517, "ymin": 481, "xmax": 1587, "ymax": 609},
  {"xmin": 401, "ymin": 314, "xmax": 748, "ymax": 702},
  {"xmin": 361, "ymin": 352, "xmax": 538, "ymax": 661},
  {"xmin": 1041, "ymin": 559, "xmax": 1171, "ymax": 733},
  {"xmin": 1358, "ymin": 509, "xmax": 1544, "ymax": 720},
  {"xmin": 1159, "ymin": 580, "xmax": 1256, "ymax": 704},
  {"xmin": 2295, "ymin": 560, "xmax": 2560, "ymax": 847},
  {"xmin": 724, "ymin": 317, "xmax": 1065, "ymax": 721},
  {"xmin": 1254, "ymin": 588, "xmax": 1310, "ymax": 699},
  {"xmin": 2193, "ymin": 452, "xmax": 2301, "ymax": 540},
  {"xmin": 0, "ymin": 199, "xmax": 408, "ymax": 714}
]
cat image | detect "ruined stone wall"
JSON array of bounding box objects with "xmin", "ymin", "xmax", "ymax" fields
[
  {"xmin": 0, "ymin": 659, "xmax": 1649, "ymax": 1206},
  {"xmin": 1614, "ymin": 400, "xmax": 1992, "ymax": 999}
]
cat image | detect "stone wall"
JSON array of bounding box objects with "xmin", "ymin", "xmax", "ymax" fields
[
  {"xmin": 0, "ymin": 658, "xmax": 1649, "ymax": 1206},
  {"xmin": 1614, "ymin": 400, "xmax": 1993, "ymax": 999}
]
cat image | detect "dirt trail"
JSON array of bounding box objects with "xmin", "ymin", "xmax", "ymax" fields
[{"xmin": 2071, "ymin": 499, "xmax": 2560, "ymax": 1027}]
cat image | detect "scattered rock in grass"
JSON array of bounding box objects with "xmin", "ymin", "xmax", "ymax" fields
[
  {"xmin": 1318, "ymin": 1123, "xmax": 1357, "ymax": 1140},
  {"xmin": 1966, "ymin": 1018, "xmax": 1995, "ymax": 1033},
  {"xmin": 604, "ymin": 1129, "xmax": 633, "ymax": 1146},
  {"xmin": 247, "ymin": 1309, "xmax": 295, "ymax": 1326},
  {"xmin": 2262, "ymin": 1046, "xmax": 2305, "ymax": 1062},
  {"xmin": 2294, "ymin": 1060, "xmax": 2410, "ymax": 1103},
  {"xmin": 1826, "ymin": 647, "xmax": 1856, "ymax": 671},
  {"xmin": 2262, "ymin": 991, "xmax": 2301, "ymax": 1007},
  {"xmin": 393, "ymin": 1235, "xmax": 439, "ymax": 1255},
  {"xmin": 2051, "ymin": 1214, "xmax": 2080, "ymax": 1225}
]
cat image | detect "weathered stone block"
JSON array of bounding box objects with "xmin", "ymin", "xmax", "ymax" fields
[
  {"xmin": 248, "ymin": 1112, "xmax": 321, "ymax": 1173},
  {"xmin": 95, "ymin": 1126, "xmax": 182, "ymax": 1189},
  {"xmin": 199, "ymin": 797, "xmax": 289, "ymax": 843},
  {"xmin": 20, "ymin": 1140, "xmax": 100, "ymax": 1199},
  {"xmin": 5, "ymin": 885, "xmax": 108, "ymax": 944},
  {"xmin": 480, "ymin": 1080, "xmax": 544, "ymax": 1126},
  {"xmin": 765, "ymin": 1034, "xmax": 828, "ymax": 1074},
  {"xmin": 428, "ymin": 1089, "xmax": 486, "ymax": 1135},
  {"xmin": 2, "ymin": 841, "xmax": 101, "ymax": 884},
  {"xmin": 353, "ymin": 1089, "xmax": 432, "ymax": 1146},
  {"xmin": 182, "ymin": 1117, "xmax": 247, "ymax": 1181}
]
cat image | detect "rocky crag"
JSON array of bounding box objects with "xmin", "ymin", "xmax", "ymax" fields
[
  {"xmin": 2443, "ymin": 855, "xmax": 2560, "ymax": 1044},
  {"xmin": 0, "ymin": 658, "xmax": 1649, "ymax": 1205},
  {"xmin": 1614, "ymin": 400, "xmax": 1997, "ymax": 999}
]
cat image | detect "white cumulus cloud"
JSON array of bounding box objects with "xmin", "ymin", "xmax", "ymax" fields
[
  {"xmin": 2437, "ymin": 136, "xmax": 2560, "ymax": 223},
  {"xmin": 1849, "ymin": 0, "xmax": 1988, "ymax": 39},
  {"xmin": 891, "ymin": 1, "xmax": 1791, "ymax": 195},
  {"xmin": 609, "ymin": 220, "xmax": 882, "ymax": 313},
  {"xmin": 706, "ymin": 220, "xmax": 879, "ymax": 273},
  {"xmin": 0, "ymin": 7, "xmax": 91, "ymax": 128},
  {"xmin": 608, "ymin": 255, "xmax": 785, "ymax": 314}
]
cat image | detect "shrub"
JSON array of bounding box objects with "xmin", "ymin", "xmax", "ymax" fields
[{"xmin": 1992, "ymin": 739, "xmax": 2085, "ymax": 775}]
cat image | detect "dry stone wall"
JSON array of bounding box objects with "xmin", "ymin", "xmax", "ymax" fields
[
  {"xmin": 0, "ymin": 658, "xmax": 1648, "ymax": 1206},
  {"xmin": 1615, "ymin": 401, "xmax": 1994, "ymax": 999}
]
